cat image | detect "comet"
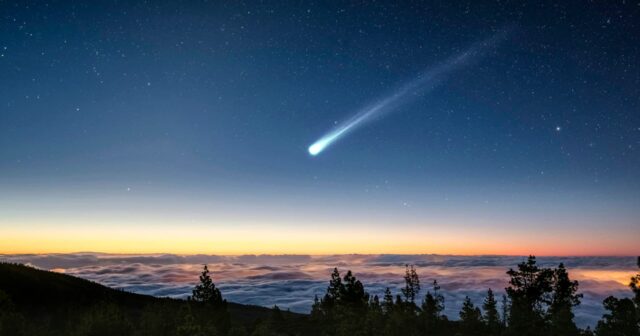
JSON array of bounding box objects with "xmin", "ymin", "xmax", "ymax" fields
[{"xmin": 307, "ymin": 30, "xmax": 510, "ymax": 156}]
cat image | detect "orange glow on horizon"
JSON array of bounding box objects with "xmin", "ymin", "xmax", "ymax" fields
[
  {"xmin": 574, "ymin": 270, "xmax": 637, "ymax": 286},
  {"xmin": 1, "ymin": 222, "xmax": 637, "ymax": 256}
]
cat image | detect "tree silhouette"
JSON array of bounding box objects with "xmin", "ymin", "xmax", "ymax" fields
[
  {"xmin": 312, "ymin": 266, "xmax": 343, "ymax": 325},
  {"xmin": 190, "ymin": 265, "xmax": 224, "ymax": 308},
  {"xmin": 459, "ymin": 296, "xmax": 484, "ymax": 336},
  {"xmin": 595, "ymin": 296, "xmax": 639, "ymax": 336},
  {"xmin": 483, "ymin": 289, "xmax": 501, "ymax": 335},
  {"xmin": 187, "ymin": 265, "xmax": 230, "ymax": 335},
  {"xmin": 594, "ymin": 256, "xmax": 640, "ymax": 336},
  {"xmin": 382, "ymin": 288, "xmax": 394, "ymax": 316},
  {"xmin": 548, "ymin": 263, "xmax": 581, "ymax": 336},
  {"xmin": 505, "ymin": 255, "xmax": 553, "ymax": 336},
  {"xmin": 312, "ymin": 268, "xmax": 374, "ymax": 336},
  {"xmin": 421, "ymin": 280, "xmax": 445, "ymax": 334},
  {"xmin": 501, "ymin": 294, "xmax": 509, "ymax": 328},
  {"xmin": 328, "ymin": 268, "xmax": 343, "ymax": 302},
  {"xmin": 341, "ymin": 270, "xmax": 369, "ymax": 308},
  {"xmin": 630, "ymin": 257, "xmax": 640, "ymax": 310},
  {"xmin": 401, "ymin": 265, "xmax": 421, "ymax": 305}
]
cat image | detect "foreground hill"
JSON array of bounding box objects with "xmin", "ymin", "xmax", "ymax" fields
[{"xmin": 0, "ymin": 262, "xmax": 306, "ymax": 335}]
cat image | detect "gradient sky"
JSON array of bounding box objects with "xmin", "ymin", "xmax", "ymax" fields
[{"xmin": 1, "ymin": 1, "xmax": 639, "ymax": 255}]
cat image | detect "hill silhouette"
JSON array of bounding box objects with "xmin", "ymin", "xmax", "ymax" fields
[{"xmin": 0, "ymin": 262, "xmax": 306, "ymax": 335}]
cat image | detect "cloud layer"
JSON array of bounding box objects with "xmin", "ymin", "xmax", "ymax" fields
[{"xmin": 1, "ymin": 253, "xmax": 636, "ymax": 328}]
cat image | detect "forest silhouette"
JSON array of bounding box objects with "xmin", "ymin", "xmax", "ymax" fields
[{"xmin": 0, "ymin": 255, "xmax": 639, "ymax": 336}]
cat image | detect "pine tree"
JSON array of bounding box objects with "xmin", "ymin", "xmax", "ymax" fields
[
  {"xmin": 548, "ymin": 263, "xmax": 581, "ymax": 336},
  {"xmin": 483, "ymin": 289, "xmax": 501, "ymax": 335},
  {"xmin": 328, "ymin": 268, "xmax": 343, "ymax": 303},
  {"xmin": 501, "ymin": 294, "xmax": 509, "ymax": 328},
  {"xmin": 595, "ymin": 257, "xmax": 640, "ymax": 336},
  {"xmin": 382, "ymin": 288, "xmax": 395, "ymax": 316},
  {"xmin": 630, "ymin": 256, "xmax": 640, "ymax": 309},
  {"xmin": 313, "ymin": 268, "xmax": 343, "ymax": 335},
  {"xmin": 341, "ymin": 270, "xmax": 369, "ymax": 308},
  {"xmin": 401, "ymin": 264, "xmax": 421, "ymax": 304},
  {"xmin": 459, "ymin": 296, "xmax": 484, "ymax": 335},
  {"xmin": 190, "ymin": 265, "xmax": 224, "ymax": 307},
  {"xmin": 336, "ymin": 270, "xmax": 369, "ymax": 336},
  {"xmin": 421, "ymin": 280, "xmax": 445, "ymax": 334},
  {"xmin": 505, "ymin": 255, "xmax": 553, "ymax": 336},
  {"xmin": 595, "ymin": 296, "xmax": 639, "ymax": 336}
]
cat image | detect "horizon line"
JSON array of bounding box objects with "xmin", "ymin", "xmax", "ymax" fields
[{"xmin": 1, "ymin": 251, "xmax": 637, "ymax": 258}]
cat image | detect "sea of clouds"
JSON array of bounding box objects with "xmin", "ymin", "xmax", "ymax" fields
[{"xmin": 1, "ymin": 253, "xmax": 636, "ymax": 328}]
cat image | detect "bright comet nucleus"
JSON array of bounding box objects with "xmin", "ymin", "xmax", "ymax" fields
[
  {"xmin": 308, "ymin": 142, "xmax": 324, "ymax": 156},
  {"xmin": 308, "ymin": 125, "xmax": 352, "ymax": 155}
]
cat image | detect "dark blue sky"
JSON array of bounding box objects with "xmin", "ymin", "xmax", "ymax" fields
[{"xmin": 1, "ymin": 1, "xmax": 639, "ymax": 254}]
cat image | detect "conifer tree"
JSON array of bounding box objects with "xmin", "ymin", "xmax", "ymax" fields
[
  {"xmin": 401, "ymin": 264, "xmax": 421, "ymax": 304},
  {"xmin": 595, "ymin": 257, "xmax": 640, "ymax": 336},
  {"xmin": 505, "ymin": 255, "xmax": 553, "ymax": 336},
  {"xmin": 630, "ymin": 257, "xmax": 640, "ymax": 309},
  {"xmin": 341, "ymin": 270, "xmax": 369, "ymax": 308},
  {"xmin": 483, "ymin": 289, "xmax": 501, "ymax": 334},
  {"xmin": 595, "ymin": 296, "xmax": 639, "ymax": 336},
  {"xmin": 382, "ymin": 288, "xmax": 395, "ymax": 316},
  {"xmin": 459, "ymin": 296, "xmax": 484, "ymax": 335},
  {"xmin": 421, "ymin": 280, "xmax": 445, "ymax": 334},
  {"xmin": 501, "ymin": 294, "xmax": 509, "ymax": 328},
  {"xmin": 190, "ymin": 265, "xmax": 224, "ymax": 307},
  {"xmin": 327, "ymin": 268, "xmax": 343, "ymax": 303},
  {"xmin": 313, "ymin": 268, "xmax": 343, "ymax": 334},
  {"xmin": 548, "ymin": 263, "xmax": 581, "ymax": 336}
]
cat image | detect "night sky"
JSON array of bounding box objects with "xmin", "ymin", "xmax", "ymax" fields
[{"xmin": 1, "ymin": 1, "xmax": 639, "ymax": 255}]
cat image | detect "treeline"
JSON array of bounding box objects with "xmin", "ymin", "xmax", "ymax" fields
[
  {"xmin": 1, "ymin": 256, "xmax": 639, "ymax": 336},
  {"xmin": 308, "ymin": 256, "xmax": 640, "ymax": 336}
]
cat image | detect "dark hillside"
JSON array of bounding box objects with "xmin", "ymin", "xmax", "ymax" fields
[{"xmin": 0, "ymin": 263, "xmax": 306, "ymax": 335}]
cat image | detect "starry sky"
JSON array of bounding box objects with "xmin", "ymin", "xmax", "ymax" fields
[{"xmin": 1, "ymin": 1, "xmax": 639, "ymax": 255}]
